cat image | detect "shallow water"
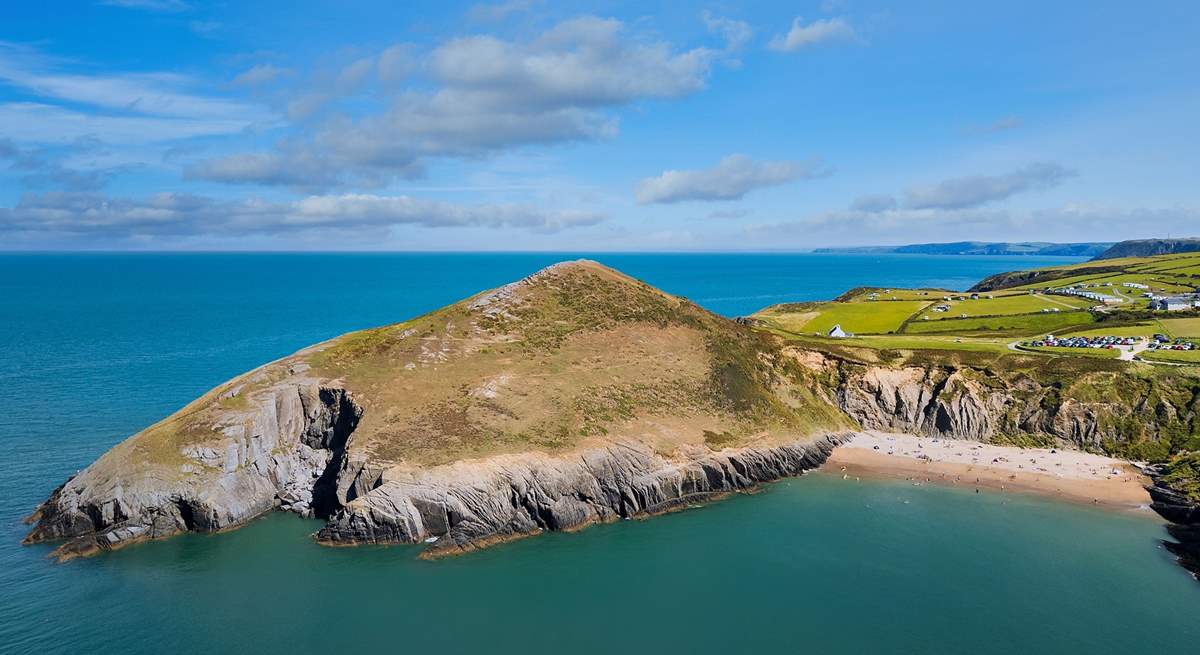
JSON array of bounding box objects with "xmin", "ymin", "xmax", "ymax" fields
[{"xmin": 2, "ymin": 252, "xmax": 1195, "ymax": 654}]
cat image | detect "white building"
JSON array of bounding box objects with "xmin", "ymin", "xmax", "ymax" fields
[{"xmin": 1153, "ymin": 296, "xmax": 1199, "ymax": 311}]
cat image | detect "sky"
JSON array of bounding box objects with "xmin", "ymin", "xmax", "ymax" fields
[{"xmin": 0, "ymin": 0, "xmax": 1198, "ymax": 251}]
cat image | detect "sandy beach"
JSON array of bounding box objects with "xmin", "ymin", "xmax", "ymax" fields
[{"xmin": 824, "ymin": 432, "xmax": 1153, "ymax": 510}]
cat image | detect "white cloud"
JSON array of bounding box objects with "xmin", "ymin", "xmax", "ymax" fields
[
  {"xmin": 192, "ymin": 16, "xmax": 723, "ymax": 189},
  {"xmin": 184, "ymin": 149, "xmax": 350, "ymax": 189},
  {"xmin": 849, "ymin": 193, "xmax": 897, "ymax": 212},
  {"xmin": 968, "ymin": 116, "xmax": 1024, "ymax": 134},
  {"xmin": 430, "ymin": 18, "xmax": 715, "ymax": 108},
  {"xmin": 0, "ymin": 42, "xmax": 274, "ymax": 144},
  {"xmin": 377, "ymin": 44, "xmax": 413, "ymax": 84},
  {"xmin": 635, "ymin": 154, "xmax": 818, "ymax": 204},
  {"xmin": 0, "ymin": 102, "xmax": 258, "ymax": 144},
  {"xmin": 702, "ymin": 11, "xmax": 753, "ymax": 52},
  {"xmin": 0, "ymin": 191, "xmax": 607, "ymax": 241},
  {"xmin": 707, "ymin": 208, "xmax": 752, "ymax": 220},
  {"xmin": 0, "ymin": 137, "xmax": 138, "ymax": 190},
  {"xmin": 467, "ymin": 0, "xmax": 538, "ymax": 22},
  {"xmin": 99, "ymin": 0, "xmax": 190, "ymax": 12},
  {"xmin": 769, "ymin": 16, "xmax": 856, "ymax": 52},
  {"xmin": 232, "ymin": 63, "xmax": 290, "ymax": 87},
  {"xmin": 905, "ymin": 162, "xmax": 1076, "ymax": 210},
  {"xmin": 759, "ymin": 203, "xmax": 1200, "ymax": 247},
  {"xmin": 189, "ymin": 20, "xmax": 221, "ymax": 37}
]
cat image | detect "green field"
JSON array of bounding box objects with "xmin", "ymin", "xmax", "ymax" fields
[
  {"xmin": 755, "ymin": 300, "xmax": 929, "ymax": 335},
  {"xmin": 1161, "ymin": 317, "xmax": 1200, "ymax": 337},
  {"xmin": 1062, "ymin": 322, "xmax": 1164, "ymax": 338},
  {"xmin": 915, "ymin": 292, "xmax": 1091, "ymax": 320},
  {"xmin": 904, "ymin": 310, "xmax": 1094, "ymax": 336},
  {"xmin": 841, "ymin": 288, "xmax": 948, "ymax": 302},
  {"xmin": 1001, "ymin": 253, "xmax": 1200, "ymax": 294},
  {"xmin": 1140, "ymin": 349, "xmax": 1200, "ymax": 365},
  {"xmin": 753, "ymin": 252, "xmax": 1198, "ymax": 362}
]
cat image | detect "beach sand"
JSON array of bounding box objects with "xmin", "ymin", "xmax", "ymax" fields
[{"xmin": 824, "ymin": 432, "xmax": 1153, "ymax": 510}]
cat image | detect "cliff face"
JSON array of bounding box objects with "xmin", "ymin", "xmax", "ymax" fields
[
  {"xmin": 316, "ymin": 435, "xmax": 849, "ymax": 554},
  {"xmin": 23, "ymin": 376, "xmax": 362, "ymax": 559},
  {"xmin": 793, "ymin": 350, "xmax": 1200, "ymax": 453}
]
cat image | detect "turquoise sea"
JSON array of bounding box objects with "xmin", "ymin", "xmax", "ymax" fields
[{"xmin": 1, "ymin": 253, "xmax": 1197, "ymax": 654}]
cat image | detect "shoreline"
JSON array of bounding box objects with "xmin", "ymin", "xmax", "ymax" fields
[{"xmin": 823, "ymin": 432, "xmax": 1154, "ymax": 512}]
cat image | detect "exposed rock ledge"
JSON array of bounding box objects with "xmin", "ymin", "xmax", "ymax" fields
[
  {"xmin": 23, "ymin": 370, "xmax": 850, "ymax": 560},
  {"xmin": 317, "ymin": 434, "xmax": 851, "ymax": 555}
]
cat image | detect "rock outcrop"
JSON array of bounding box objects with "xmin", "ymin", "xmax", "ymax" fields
[
  {"xmin": 316, "ymin": 435, "xmax": 849, "ymax": 554},
  {"xmin": 817, "ymin": 354, "xmax": 1198, "ymax": 451},
  {"xmin": 1145, "ymin": 462, "xmax": 1200, "ymax": 579},
  {"xmin": 23, "ymin": 376, "xmax": 361, "ymax": 559}
]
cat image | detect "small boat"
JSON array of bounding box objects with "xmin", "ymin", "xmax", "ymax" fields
[{"xmin": 424, "ymin": 536, "xmax": 439, "ymax": 543}]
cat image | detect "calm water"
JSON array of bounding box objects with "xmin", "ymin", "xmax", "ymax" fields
[{"xmin": 1, "ymin": 253, "xmax": 1196, "ymax": 654}]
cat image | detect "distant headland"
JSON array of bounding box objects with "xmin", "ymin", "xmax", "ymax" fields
[{"xmin": 812, "ymin": 241, "xmax": 1113, "ymax": 257}]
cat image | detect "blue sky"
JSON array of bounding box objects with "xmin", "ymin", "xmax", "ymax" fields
[{"xmin": 1, "ymin": 0, "xmax": 1197, "ymax": 250}]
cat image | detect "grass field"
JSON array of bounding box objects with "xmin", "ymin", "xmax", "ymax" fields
[
  {"xmin": 1161, "ymin": 317, "xmax": 1200, "ymax": 337},
  {"xmin": 1000, "ymin": 253, "xmax": 1200, "ymax": 294},
  {"xmin": 1140, "ymin": 349, "xmax": 1200, "ymax": 365},
  {"xmin": 755, "ymin": 300, "xmax": 929, "ymax": 335},
  {"xmin": 841, "ymin": 288, "xmax": 947, "ymax": 302},
  {"xmin": 750, "ymin": 253, "xmax": 1198, "ymax": 361},
  {"xmin": 904, "ymin": 310, "xmax": 1094, "ymax": 336},
  {"xmin": 915, "ymin": 292, "xmax": 1091, "ymax": 320},
  {"xmin": 1062, "ymin": 322, "xmax": 1166, "ymax": 338}
]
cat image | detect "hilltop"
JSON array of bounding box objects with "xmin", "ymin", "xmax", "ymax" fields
[{"xmin": 1093, "ymin": 238, "xmax": 1200, "ymax": 261}]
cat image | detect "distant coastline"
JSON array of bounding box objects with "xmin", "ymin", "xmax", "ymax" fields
[{"xmin": 813, "ymin": 241, "xmax": 1112, "ymax": 257}]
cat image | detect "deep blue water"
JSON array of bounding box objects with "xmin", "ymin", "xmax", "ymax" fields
[{"xmin": 1, "ymin": 252, "xmax": 1196, "ymax": 654}]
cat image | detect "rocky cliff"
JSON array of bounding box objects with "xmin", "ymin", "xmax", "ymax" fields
[
  {"xmin": 790, "ymin": 349, "xmax": 1200, "ymax": 456},
  {"xmin": 24, "ymin": 374, "xmax": 362, "ymax": 559},
  {"xmin": 315, "ymin": 435, "xmax": 849, "ymax": 554},
  {"xmin": 1145, "ymin": 454, "xmax": 1200, "ymax": 578}
]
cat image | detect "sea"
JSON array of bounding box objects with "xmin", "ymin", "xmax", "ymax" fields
[{"xmin": 1, "ymin": 252, "xmax": 1196, "ymax": 654}]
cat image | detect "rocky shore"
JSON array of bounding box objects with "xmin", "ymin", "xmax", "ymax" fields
[{"xmin": 1145, "ymin": 470, "xmax": 1200, "ymax": 578}]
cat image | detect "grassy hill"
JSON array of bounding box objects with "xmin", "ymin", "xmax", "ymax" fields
[
  {"xmin": 1093, "ymin": 238, "xmax": 1200, "ymax": 260},
  {"xmin": 970, "ymin": 251, "xmax": 1200, "ymax": 293},
  {"xmin": 134, "ymin": 260, "xmax": 856, "ymax": 471}
]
